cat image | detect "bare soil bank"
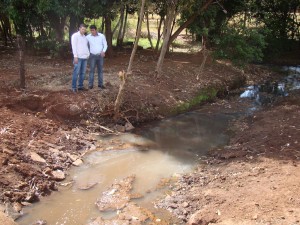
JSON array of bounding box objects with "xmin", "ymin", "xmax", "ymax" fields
[
  {"xmin": 0, "ymin": 46, "xmax": 285, "ymax": 222},
  {"xmin": 158, "ymin": 90, "xmax": 300, "ymax": 225}
]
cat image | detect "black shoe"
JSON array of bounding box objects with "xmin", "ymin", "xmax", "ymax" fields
[
  {"xmin": 98, "ymin": 85, "xmax": 106, "ymax": 89},
  {"xmin": 89, "ymin": 86, "xmax": 93, "ymax": 89},
  {"xmin": 78, "ymin": 87, "xmax": 87, "ymax": 91}
]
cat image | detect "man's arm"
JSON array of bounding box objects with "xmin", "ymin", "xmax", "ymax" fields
[
  {"xmin": 71, "ymin": 34, "xmax": 78, "ymax": 64},
  {"xmin": 102, "ymin": 34, "xmax": 108, "ymax": 55}
]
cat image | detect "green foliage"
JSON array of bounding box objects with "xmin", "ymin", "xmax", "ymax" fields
[
  {"xmin": 174, "ymin": 88, "xmax": 218, "ymax": 114},
  {"xmin": 213, "ymin": 25, "xmax": 267, "ymax": 67}
]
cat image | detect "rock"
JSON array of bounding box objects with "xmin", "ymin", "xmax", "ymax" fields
[
  {"xmin": 125, "ymin": 122, "xmax": 134, "ymax": 131},
  {"xmin": 3, "ymin": 148, "xmax": 14, "ymax": 156},
  {"xmin": 188, "ymin": 210, "xmax": 218, "ymax": 225},
  {"xmin": 30, "ymin": 152, "xmax": 46, "ymax": 163},
  {"xmin": 32, "ymin": 220, "xmax": 47, "ymax": 225},
  {"xmin": 51, "ymin": 170, "xmax": 65, "ymax": 181},
  {"xmin": 182, "ymin": 202, "xmax": 189, "ymax": 208},
  {"xmin": 72, "ymin": 159, "xmax": 83, "ymax": 166},
  {"xmin": 67, "ymin": 153, "xmax": 78, "ymax": 162},
  {"xmin": 69, "ymin": 104, "xmax": 81, "ymax": 116},
  {"xmin": 96, "ymin": 176, "xmax": 135, "ymax": 211},
  {"xmin": 25, "ymin": 191, "xmax": 39, "ymax": 203},
  {"xmin": 12, "ymin": 202, "xmax": 22, "ymax": 212},
  {"xmin": 77, "ymin": 182, "xmax": 98, "ymax": 190},
  {"xmin": 115, "ymin": 125, "xmax": 126, "ymax": 133}
]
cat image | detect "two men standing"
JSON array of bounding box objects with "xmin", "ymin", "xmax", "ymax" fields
[{"xmin": 71, "ymin": 24, "xmax": 107, "ymax": 92}]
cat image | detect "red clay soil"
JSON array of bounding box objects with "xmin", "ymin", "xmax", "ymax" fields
[{"xmin": 0, "ymin": 44, "xmax": 287, "ymax": 222}]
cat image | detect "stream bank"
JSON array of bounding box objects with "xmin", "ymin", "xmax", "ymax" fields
[
  {"xmin": 0, "ymin": 48, "xmax": 287, "ymax": 223},
  {"xmin": 157, "ymin": 90, "xmax": 300, "ymax": 223}
]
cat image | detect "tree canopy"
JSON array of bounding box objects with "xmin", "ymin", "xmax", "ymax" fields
[{"xmin": 0, "ymin": 0, "xmax": 299, "ymax": 63}]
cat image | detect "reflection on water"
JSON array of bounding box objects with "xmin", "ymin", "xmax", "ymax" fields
[
  {"xmin": 18, "ymin": 111, "xmax": 234, "ymax": 225},
  {"xmin": 240, "ymin": 66, "xmax": 300, "ymax": 104}
]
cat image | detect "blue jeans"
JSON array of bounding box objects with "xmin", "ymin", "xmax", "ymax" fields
[
  {"xmin": 89, "ymin": 54, "xmax": 104, "ymax": 87},
  {"xmin": 72, "ymin": 58, "xmax": 87, "ymax": 90}
]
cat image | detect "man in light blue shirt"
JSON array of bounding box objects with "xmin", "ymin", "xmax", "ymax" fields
[{"xmin": 87, "ymin": 25, "xmax": 108, "ymax": 90}]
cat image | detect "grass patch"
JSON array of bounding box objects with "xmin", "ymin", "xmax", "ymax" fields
[{"xmin": 173, "ymin": 88, "xmax": 218, "ymax": 114}]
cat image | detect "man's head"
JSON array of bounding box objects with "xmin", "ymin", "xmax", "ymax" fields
[
  {"xmin": 89, "ymin": 25, "xmax": 98, "ymax": 36},
  {"xmin": 79, "ymin": 24, "xmax": 87, "ymax": 35}
]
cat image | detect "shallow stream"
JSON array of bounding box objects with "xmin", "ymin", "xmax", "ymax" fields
[{"xmin": 18, "ymin": 66, "xmax": 300, "ymax": 225}]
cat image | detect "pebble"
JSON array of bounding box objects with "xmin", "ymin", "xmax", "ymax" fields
[
  {"xmin": 72, "ymin": 159, "xmax": 83, "ymax": 166},
  {"xmin": 51, "ymin": 170, "xmax": 65, "ymax": 181},
  {"xmin": 30, "ymin": 152, "xmax": 46, "ymax": 163}
]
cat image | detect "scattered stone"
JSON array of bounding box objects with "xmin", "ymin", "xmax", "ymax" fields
[
  {"xmin": 51, "ymin": 170, "xmax": 65, "ymax": 181},
  {"xmin": 30, "ymin": 152, "xmax": 46, "ymax": 163},
  {"xmin": 32, "ymin": 220, "xmax": 47, "ymax": 225},
  {"xmin": 21, "ymin": 202, "xmax": 32, "ymax": 206},
  {"xmin": 25, "ymin": 191, "xmax": 38, "ymax": 203},
  {"xmin": 182, "ymin": 202, "xmax": 189, "ymax": 208},
  {"xmin": 3, "ymin": 148, "xmax": 15, "ymax": 156},
  {"xmin": 124, "ymin": 122, "xmax": 134, "ymax": 131},
  {"xmin": 12, "ymin": 202, "xmax": 22, "ymax": 212},
  {"xmin": 67, "ymin": 153, "xmax": 78, "ymax": 162},
  {"xmin": 187, "ymin": 210, "xmax": 217, "ymax": 225},
  {"xmin": 72, "ymin": 159, "xmax": 83, "ymax": 166},
  {"xmin": 115, "ymin": 125, "xmax": 126, "ymax": 133},
  {"xmin": 77, "ymin": 182, "xmax": 98, "ymax": 190},
  {"xmin": 96, "ymin": 176, "xmax": 135, "ymax": 211},
  {"xmin": 69, "ymin": 104, "xmax": 81, "ymax": 116}
]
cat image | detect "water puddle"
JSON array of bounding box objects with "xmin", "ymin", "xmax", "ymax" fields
[{"xmin": 18, "ymin": 112, "xmax": 234, "ymax": 225}]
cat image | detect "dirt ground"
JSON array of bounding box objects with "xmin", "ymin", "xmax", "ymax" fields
[
  {"xmin": 0, "ymin": 43, "xmax": 297, "ymax": 224},
  {"xmin": 157, "ymin": 90, "xmax": 300, "ymax": 225}
]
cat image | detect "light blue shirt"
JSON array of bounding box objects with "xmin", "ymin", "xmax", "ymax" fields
[{"xmin": 87, "ymin": 33, "xmax": 108, "ymax": 55}]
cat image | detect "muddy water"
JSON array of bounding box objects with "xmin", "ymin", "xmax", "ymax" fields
[{"xmin": 18, "ymin": 112, "xmax": 235, "ymax": 225}]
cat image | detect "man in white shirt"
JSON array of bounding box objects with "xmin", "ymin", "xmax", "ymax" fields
[
  {"xmin": 86, "ymin": 25, "xmax": 108, "ymax": 90},
  {"xmin": 71, "ymin": 24, "xmax": 90, "ymax": 92}
]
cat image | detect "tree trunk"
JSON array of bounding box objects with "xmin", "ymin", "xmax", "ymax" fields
[
  {"xmin": 0, "ymin": 20, "xmax": 7, "ymax": 46},
  {"xmin": 117, "ymin": 5, "xmax": 125, "ymax": 48},
  {"xmin": 155, "ymin": 1, "xmax": 177, "ymax": 77},
  {"xmin": 101, "ymin": 16, "xmax": 105, "ymax": 33},
  {"xmin": 114, "ymin": 0, "xmax": 146, "ymax": 117},
  {"xmin": 69, "ymin": 15, "xmax": 78, "ymax": 43},
  {"xmin": 127, "ymin": 0, "xmax": 145, "ymax": 73},
  {"xmin": 155, "ymin": 16, "xmax": 164, "ymax": 51},
  {"xmin": 146, "ymin": 11, "xmax": 154, "ymax": 49},
  {"xmin": 17, "ymin": 35, "xmax": 25, "ymax": 90},
  {"xmin": 120, "ymin": 6, "xmax": 129, "ymax": 45},
  {"xmin": 196, "ymin": 35, "xmax": 208, "ymax": 80},
  {"xmin": 167, "ymin": 0, "xmax": 213, "ymax": 48},
  {"xmin": 105, "ymin": 14, "xmax": 114, "ymax": 57},
  {"xmin": 112, "ymin": 16, "xmax": 122, "ymax": 37}
]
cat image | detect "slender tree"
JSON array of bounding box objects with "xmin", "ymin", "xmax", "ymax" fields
[
  {"xmin": 114, "ymin": 0, "xmax": 146, "ymax": 117},
  {"xmin": 155, "ymin": 0, "xmax": 177, "ymax": 76}
]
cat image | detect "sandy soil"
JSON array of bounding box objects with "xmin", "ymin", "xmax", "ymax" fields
[{"xmin": 0, "ymin": 44, "xmax": 293, "ymax": 223}]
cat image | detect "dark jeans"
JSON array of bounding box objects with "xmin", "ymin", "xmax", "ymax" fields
[
  {"xmin": 89, "ymin": 54, "xmax": 104, "ymax": 88},
  {"xmin": 72, "ymin": 58, "xmax": 87, "ymax": 90}
]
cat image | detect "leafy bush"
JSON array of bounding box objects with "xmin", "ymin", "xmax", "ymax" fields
[
  {"xmin": 33, "ymin": 38, "xmax": 69, "ymax": 57},
  {"xmin": 213, "ymin": 26, "xmax": 267, "ymax": 67}
]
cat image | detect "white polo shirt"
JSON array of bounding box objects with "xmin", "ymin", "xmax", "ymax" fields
[
  {"xmin": 87, "ymin": 33, "xmax": 108, "ymax": 55},
  {"xmin": 71, "ymin": 31, "xmax": 89, "ymax": 59}
]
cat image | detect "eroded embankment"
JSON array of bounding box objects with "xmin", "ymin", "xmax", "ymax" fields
[{"xmin": 0, "ymin": 51, "xmax": 274, "ymax": 221}]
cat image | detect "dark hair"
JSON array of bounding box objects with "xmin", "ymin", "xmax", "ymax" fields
[
  {"xmin": 79, "ymin": 24, "xmax": 87, "ymax": 28},
  {"xmin": 89, "ymin": 25, "xmax": 97, "ymax": 30}
]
